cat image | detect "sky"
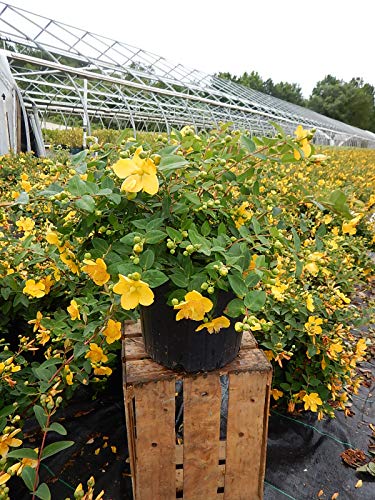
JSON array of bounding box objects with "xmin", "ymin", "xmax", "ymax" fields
[{"xmin": 4, "ymin": 0, "xmax": 375, "ymax": 97}]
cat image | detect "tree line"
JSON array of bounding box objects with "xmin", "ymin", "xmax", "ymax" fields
[{"xmin": 217, "ymin": 71, "xmax": 375, "ymax": 132}]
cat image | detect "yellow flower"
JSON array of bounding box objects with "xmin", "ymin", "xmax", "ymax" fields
[
  {"xmin": 271, "ymin": 389, "xmax": 284, "ymax": 401},
  {"xmin": 327, "ymin": 341, "xmax": 344, "ymax": 360},
  {"xmin": 7, "ymin": 453, "xmax": 38, "ymax": 476},
  {"xmin": 103, "ymin": 319, "xmax": 122, "ymax": 344},
  {"xmin": 293, "ymin": 125, "xmax": 312, "ymax": 160},
  {"xmin": 65, "ymin": 366, "xmax": 74, "ymax": 385},
  {"xmin": 112, "ymin": 147, "xmax": 159, "ymax": 195},
  {"xmin": 67, "ymin": 300, "xmax": 81, "ymax": 320},
  {"xmin": 85, "ymin": 343, "xmax": 108, "ymax": 363},
  {"xmin": 342, "ymin": 215, "xmax": 362, "ymax": 236},
  {"xmin": 36, "ymin": 329, "xmax": 51, "ymax": 345},
  {"xmin": 302, "ymin": 392, "xmax": 323, "ymax": 412},
  {"xmin": 113, "ymin": 275, "xmax": 154, "ymax": 310},
  {"xmin": 234, "ymin": 202, "xmax": 253, "ymax": 228},
  {"xmin": 304, "ymin": 316, "xmax": 323, "ymax": 344},
  {"xmin": 82, "ymin": 258, "xmax": 110, "ymax": 286},
  {"xmin": 40, "ymin": 275, "xmax": 54, "ymax": 295},
  {"xmin": 16, "ymin": 217, "xmax": 35, "ymax": 233},
  {"xmin": 46, "ymin": 230, "xmax": 60, "ymax": 246},
  {"xmin": 306, "ymin": 294, "xmax": 315, "ymax": 312},
  {"xmin": 174, "ymin": 290, "xmax": 213, "ymax": 321},
  {"xmin": 270, "ymin": 282, "xmax": 288, "ymax": 302},
  {"xmin": 60, "ymin": 250, "xmax": 80, "ymax": 274},
  {"xmin": 0, "ymin": 429, "xmax": 22, "ymax": 458},
  {"xmin": 0, "ymin": 471, "xmax": 10, "ymax": 485},
  {"xmin": 304, "ymin": 262, "xmax": 319, "ymax": 276},
  {"xmin": 23, "ymin": 279, "xmax": 46, "ymax": 298},
  {"xmin": 355, "ymin": 338, "xmax": 367, "ymax": 359},
  {"xmin": 94, "ymin": 366, "xmax": 112, "ymax": 376},
  {"xmin": 28, "ymin": 311, "xmax": 43, "ymax": 332},
  {"xmin": 21, "ymin": 180, "xmax": 32, "ymax": 192},
  {"xmin": 196, "ymin": 316, "xmax": 230, "ymax": 333}
]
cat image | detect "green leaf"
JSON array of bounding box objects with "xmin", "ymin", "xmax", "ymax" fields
[
  {"xmin": 228, "ymin": 274, "xmax": 248, "ymax": 298},
  {"xmin": 7, "ymin": 448, "xmax": 38, "ymax": 459},
  {"xmin": 241, "ymin": 135, "xmax": 256, "ymax": 153},
  {"xmin": 245, "ymin": 272, "xmax": 261, "ymax": 287},
  {"xmin": 170, "ymin": 271, "xmax": 189, "ymax": 288},
  {"xmin": 33, "ymin": 405, "xmax": 47, "ymax": 429},
  {"xmin": 244, "ymin": 290, "xmax": 266, "ymax": 311},
  {"xmin": 0, "ymin": 404, "xmax": 16, "ymax": 419},
  {"xmin": 139, "ymin": 249, "xmax": 155, "ymax": 269},
  {"xmin": 166, "ymin": 227, "xmax": 183, "ymax": 241},
  {"xmin": 201, "ymin": 220, "xmax": 211, "ymax": 237},
  {"xmin": 145, "ymin": 230, "xmax": 167, "ymax": 244},
  {"xmin": 159, "ymin": 154, "xmax": 188, "ymax": 174},
  {"xmin": 291, "ymin": 228, "xmax": 301, "ymax": 252},
  {"xmin": 67, "ymin": 175, "xmax": 88, "ymax": 196},
  {"xmin": 92, "ymin": 238, "xmax": 109, "ymax": 254},
  {"xmin": 142, "ymin": 270, "xmax": 169, "ymax": 288},
  {"xmin": 73, "ymin": 342, "xmax": 87, "ymax": 359},
  {"xmin": 225, "ymin": 298, "xmax": 245, "ymax": 318},
  {"xmin": 35, "ymin": 483, "xmax": 51, "ymax": 500},
  {"xmin": 75, "ymin": 195, "xmax": 95, "ymax": 213},
  {"xmin": 21, "ymin": 466, "xmax": 36, "ymax": 491},
  {"xmin": 41, "ymin": 441, "xmax": 74, "ymax": 460},
  {"xmin": 13, "ymin": 191, "xmax": 29, "ymax": 205},
  {"xmin": 47, "ymin": 423, "xmax": 67, "ymax": 436},
  {"xmin": 71, "ymin": 149, "xmax": 87, "ymax": 166},
  {"xmin": 107, "ymin": 192, "xmax": 121, "ymax": 205},
  {"xmin": 183, "ymin": 193, "xmax": 201, "ymax": 206}
]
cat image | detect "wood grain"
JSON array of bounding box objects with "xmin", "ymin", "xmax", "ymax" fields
[
  {"xmin": 134, "ymin": 379, "xmax": 176, "ymax": 500},
  {"xmin": 183, "ymin": 374, "xmax": 222, "ymax": 499},
  {"xmin": 224, "ymin": 371, "xmax": 268, "ymax": 500}
]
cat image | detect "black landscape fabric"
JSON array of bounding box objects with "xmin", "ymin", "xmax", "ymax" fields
[{"xmin": 10, "ymin": 360, "xmax": 374, "ymax": 500}]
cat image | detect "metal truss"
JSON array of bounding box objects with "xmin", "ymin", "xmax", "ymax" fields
[{"xmin": 1, "ymin": 1, "xmax": 374, "ymax": 148}]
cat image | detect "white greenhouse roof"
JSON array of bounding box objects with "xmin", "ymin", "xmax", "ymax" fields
[{"xmin": 1, "ymin": 1, "xmax": 375, "ymax": 147}]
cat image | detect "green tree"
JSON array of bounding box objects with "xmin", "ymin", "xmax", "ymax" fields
[{"xmin": 308, "ymin": 75, "xmax": 375, "ymax": 132}]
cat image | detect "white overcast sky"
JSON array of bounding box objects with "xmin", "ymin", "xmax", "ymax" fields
[{"xmin": 5, "ymin": 0, "xmax": 375, "ymax": 97}]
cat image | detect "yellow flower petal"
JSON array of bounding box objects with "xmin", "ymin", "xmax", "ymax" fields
[
  {"xmin": 112, "ymin": 159, "xmax": 137, "ymax": 179},
  {"xmin": 141, "ymin": 172, "xmax": 159, "ymax": 195}
]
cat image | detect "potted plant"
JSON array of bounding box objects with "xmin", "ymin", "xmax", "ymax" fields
[
  {"xmin": 47, "ymin": 125, "xmax": 311, "ymax": 371},
  {"xmin": 28, "ymin": 123, "xmax": 313, "ymax": 372}
]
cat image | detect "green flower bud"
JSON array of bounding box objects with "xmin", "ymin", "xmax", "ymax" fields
[
  {"xmin": 200, "ymin": 282, "xmax": 209, "ymax": 290},
  {"xmin": 171, "ymin": 298, "xmax": 179, "ymax": 306},
  {"xmin": 133, "ymin": 236, "xmax": 142, "ymax": 243},
  {"xmin": 207, "ymin": 286, "xmax": 215, "ymax": 294}
]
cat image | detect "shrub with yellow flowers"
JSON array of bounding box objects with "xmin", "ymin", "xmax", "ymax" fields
[{"xmin": 0, "ymin": 124, "xmax": 374, "ymax": 497}]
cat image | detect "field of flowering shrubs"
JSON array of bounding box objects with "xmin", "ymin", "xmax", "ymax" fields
[{"xmin": 0, "ymin": 126, "xmax": 374, "ymax": 498}]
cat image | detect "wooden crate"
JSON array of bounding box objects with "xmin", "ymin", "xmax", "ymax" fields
[{"xmin": 122, "ymin": 321, "xmax": 272, "ymax": 500}]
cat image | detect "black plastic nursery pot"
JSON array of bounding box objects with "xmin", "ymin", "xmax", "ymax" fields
[{"xmin": 140, "ymin": 286, "xmax": 243, "ymax": 373}]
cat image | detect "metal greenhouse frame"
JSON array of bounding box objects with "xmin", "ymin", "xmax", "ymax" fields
[{"xmin": 1, "ymin": 1, "xmax": 375, "ymax": 152}]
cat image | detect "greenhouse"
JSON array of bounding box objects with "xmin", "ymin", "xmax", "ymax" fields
[{"xmin": 1, "ymin": 0, "xmax": 375, "ymax": 155}]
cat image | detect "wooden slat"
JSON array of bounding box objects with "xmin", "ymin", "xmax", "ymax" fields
[
  {"xmin": 183, "ymin": 374, "xmax": 222, "ymax": 500},
  {"xmin": 125, "ymin": 336, "xmax": 149, "ymax": 361},
  {"xmin": 134, "ymin": 379, "xmax": 176, "ymax": 500},
  {"xmin": 124, "ymin": 397, "xmax": 137, "ymax": 494},
  {"xmin": 126, "ymin": 358, "xmax": 177, "ymax": 385},
  {"xmin": 176, "ymin": 464, "xmax": 226, "ymax": 493},
  {"xmin": 258, "ymin": 371, "xmax": 272, "ymax": 493},
  {"xmin": 224, "ymin": 371, "xmax": 268, "ymax": 500},
  {"xmin": 241, "ymin": 331, "xmax": 257, "ymax": 350},
  {"xmin": 175, "ymin": 440, "xmax": 226, "ymax": 465},
  {"xmin": 124, "ymin": 321, "xmax": 142, "ymax": 337},
  {"xmin": 223, "ymin": 348, "xmax": 271, "ymax": 375}
]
